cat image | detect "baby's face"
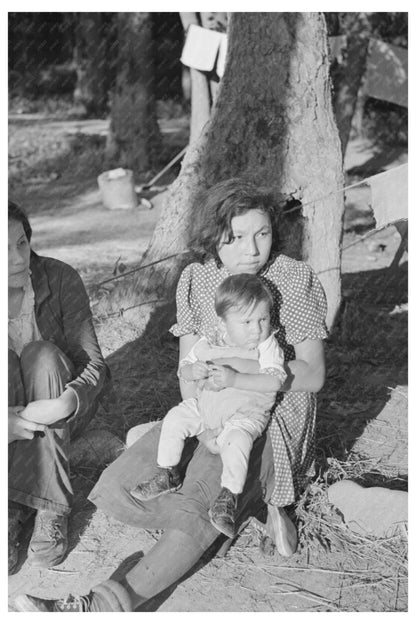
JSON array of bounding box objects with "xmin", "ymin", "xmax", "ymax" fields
[{"xmin": 222, "ymin": 300, "xmax": 271, "ymax": 349}]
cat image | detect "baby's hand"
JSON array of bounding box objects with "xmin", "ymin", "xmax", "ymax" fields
[
  {"xmin": 209, "ymin": 364, "xmax": 237, "ymax": 389},
  {"xmin": 192, "ymin": 360, "xmax": 210, "ymax": 380}
]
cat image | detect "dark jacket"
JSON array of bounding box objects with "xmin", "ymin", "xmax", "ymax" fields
[{"xmin": 30, "ymin": 251, "xmax": 108, "ymax": 420}]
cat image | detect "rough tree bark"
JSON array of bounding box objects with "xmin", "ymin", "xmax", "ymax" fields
[
  {"xmin": 116, "ymin": 13, "xmax": 343, "ymax": 332},
  {"xmin": 106, "ymin": 12, "xmax": 161, "ymax": 174}
]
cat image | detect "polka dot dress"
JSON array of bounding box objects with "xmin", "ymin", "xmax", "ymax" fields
[{"xmin": 170, "ymin": 255, "xmax": 328, "ymax": 506}]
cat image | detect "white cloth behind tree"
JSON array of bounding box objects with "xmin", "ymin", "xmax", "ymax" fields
[{"xmin": 368, "ymin": 164, "xmax": 408, "ymax": 229}]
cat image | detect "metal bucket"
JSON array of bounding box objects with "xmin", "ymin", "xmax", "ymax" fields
[{"xmin": 97, "ymin": 168, "xmax": 138, "ymax": 210}]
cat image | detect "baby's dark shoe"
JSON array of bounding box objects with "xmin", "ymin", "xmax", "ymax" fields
[
  {"xmin": 208, "ymin": 487, "xmax": 238, "ymax": 539},
  {"xmin": 27, "ymin": 510, "xmax": 68, "ymax": 568},
  {"xmin": 130, "ymin": 466, "xmax": 182, "ymax": 501}
]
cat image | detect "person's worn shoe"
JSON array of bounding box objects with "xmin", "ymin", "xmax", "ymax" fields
[
  {"xmin": 208, "ymin": 487, "xmax": 238, "ymax": 539},
  {"xmin": 130, "ymin": 465, "xmax": 182, "ymax": 501},
  {"xmin": 15, "ymin": 593, "xmax": 92, "ymax": 612},
  {"xmin": 266, "ymin": 504, "xmax": 298, "ymax": 557},
  {"xmin": 27, "ymin": 510, "xmax": 68, "ymax": 568},
  {"xmin": 8, "ymin": 503, "xmax": 33, "ymax": 575},
  {"xmin": 14, "ymin": 580, "xmax": 133, "ymax": 612}
]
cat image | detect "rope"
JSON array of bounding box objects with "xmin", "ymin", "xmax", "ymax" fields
[
  {"xmin": 95, "ymin": 252, "xmax": 190, "ymax": 288},
  {"xmin": 95, "ymin": 166, "xmax": 405, "ymax": 289},
  {"xmin": 283, "ymin": 177, "xmax": 373, "ymax": 215},
  {"xmin": 101, "ymin": 299, "xmax": 168, "ymax": 319}
]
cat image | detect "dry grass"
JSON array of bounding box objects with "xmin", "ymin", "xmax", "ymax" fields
[
  {"xmin": 294, "ymin": 470, "xmax": 407, "ymax": 611},
  {"xmin": 90, "ymin": 313, "xmax": 181, "ymax": 437}
]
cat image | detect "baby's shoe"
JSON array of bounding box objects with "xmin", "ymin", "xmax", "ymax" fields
[
  {"xmin": 130, "ymin": 465, "xmax": 182, "ymax": 501},
  {"xmin": 208, "ymin": 487, "xmax": 238, "ymax": 538}
]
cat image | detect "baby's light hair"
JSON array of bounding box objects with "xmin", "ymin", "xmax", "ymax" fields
[{"xmin": 215, "ymin": 273, "xmax": 273, "ymax": 319}]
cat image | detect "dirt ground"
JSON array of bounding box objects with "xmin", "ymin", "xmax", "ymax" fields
[{"xmin": 8, "ymin": 114, "xmax": 408, "ymax": 612}]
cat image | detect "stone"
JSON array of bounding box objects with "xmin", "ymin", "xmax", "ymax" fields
[{"xmin": 327, "ymin": 479, "xmax": 407, "ymax": 538}]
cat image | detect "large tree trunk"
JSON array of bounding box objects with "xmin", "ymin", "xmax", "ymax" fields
[
  {"xmin": 73, "ymin": 13, "xmax": 110, "ymax": 117},
  {"xmin": 106, "ymin": 12, "xmax": 161, "ymax": 174},
  {"xmin": 115, "ymin": 13, "xmax": 343, "ymax": 332}
]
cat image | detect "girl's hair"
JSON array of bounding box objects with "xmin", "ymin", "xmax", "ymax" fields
[
  {"xmin": 8, "ymin": 200, "xmax": 32, "ymax": 242},
  {"xmin": 188, "ymin": 178, "xmax": 283, "ymax": 264},
  {"xmin": 215, "ymin": 273, "xmax": 273, "ymax": 319}
]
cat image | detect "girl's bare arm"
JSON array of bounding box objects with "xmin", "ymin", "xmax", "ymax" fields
[{"xmin": 212, "ymin": 338, "xmax": 325, "ymax": 393}]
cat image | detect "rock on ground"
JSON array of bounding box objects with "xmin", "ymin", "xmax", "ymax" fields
[{"xmin": 327, "ymin": 479, "xmax": 407, "ymax": 538}]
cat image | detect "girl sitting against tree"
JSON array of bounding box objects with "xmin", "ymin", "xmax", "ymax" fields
[{"xmin": 15, "ymin": 178, "xmax": 327, "ymax": 612}]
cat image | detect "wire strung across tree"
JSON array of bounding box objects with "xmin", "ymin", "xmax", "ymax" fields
[{"xmin": 94, "ymin": 166, "xmax": 406, "ymax": 298}]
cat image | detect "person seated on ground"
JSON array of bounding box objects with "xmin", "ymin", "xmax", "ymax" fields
[
  {"xmin": 8, "ymin": 200, "xmax": 109, "ymax": 574},
  {"xmin": 131, "ymin": 273, "xmax": 287, "ymax": 539},
  {"xmin": 14, "ymin": 178, "xmax": 327, "ymax": 612}
]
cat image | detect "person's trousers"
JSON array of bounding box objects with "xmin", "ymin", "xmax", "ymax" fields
[
  {"xmin": 157, "ymin": 398, "xmax": 261, "ymax": 495},
  {"xmin": 8, "ymin": 341, "xmax": 93, "ymax": 515}
]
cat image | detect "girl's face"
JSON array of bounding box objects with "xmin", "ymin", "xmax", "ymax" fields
[
  {"xmin": 8, "ymin": 220, "xmax": 31, "ymax": 289},
  {"xmin": 217, "ymin": 209, "xmax": 272, "ymax": 275}
]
